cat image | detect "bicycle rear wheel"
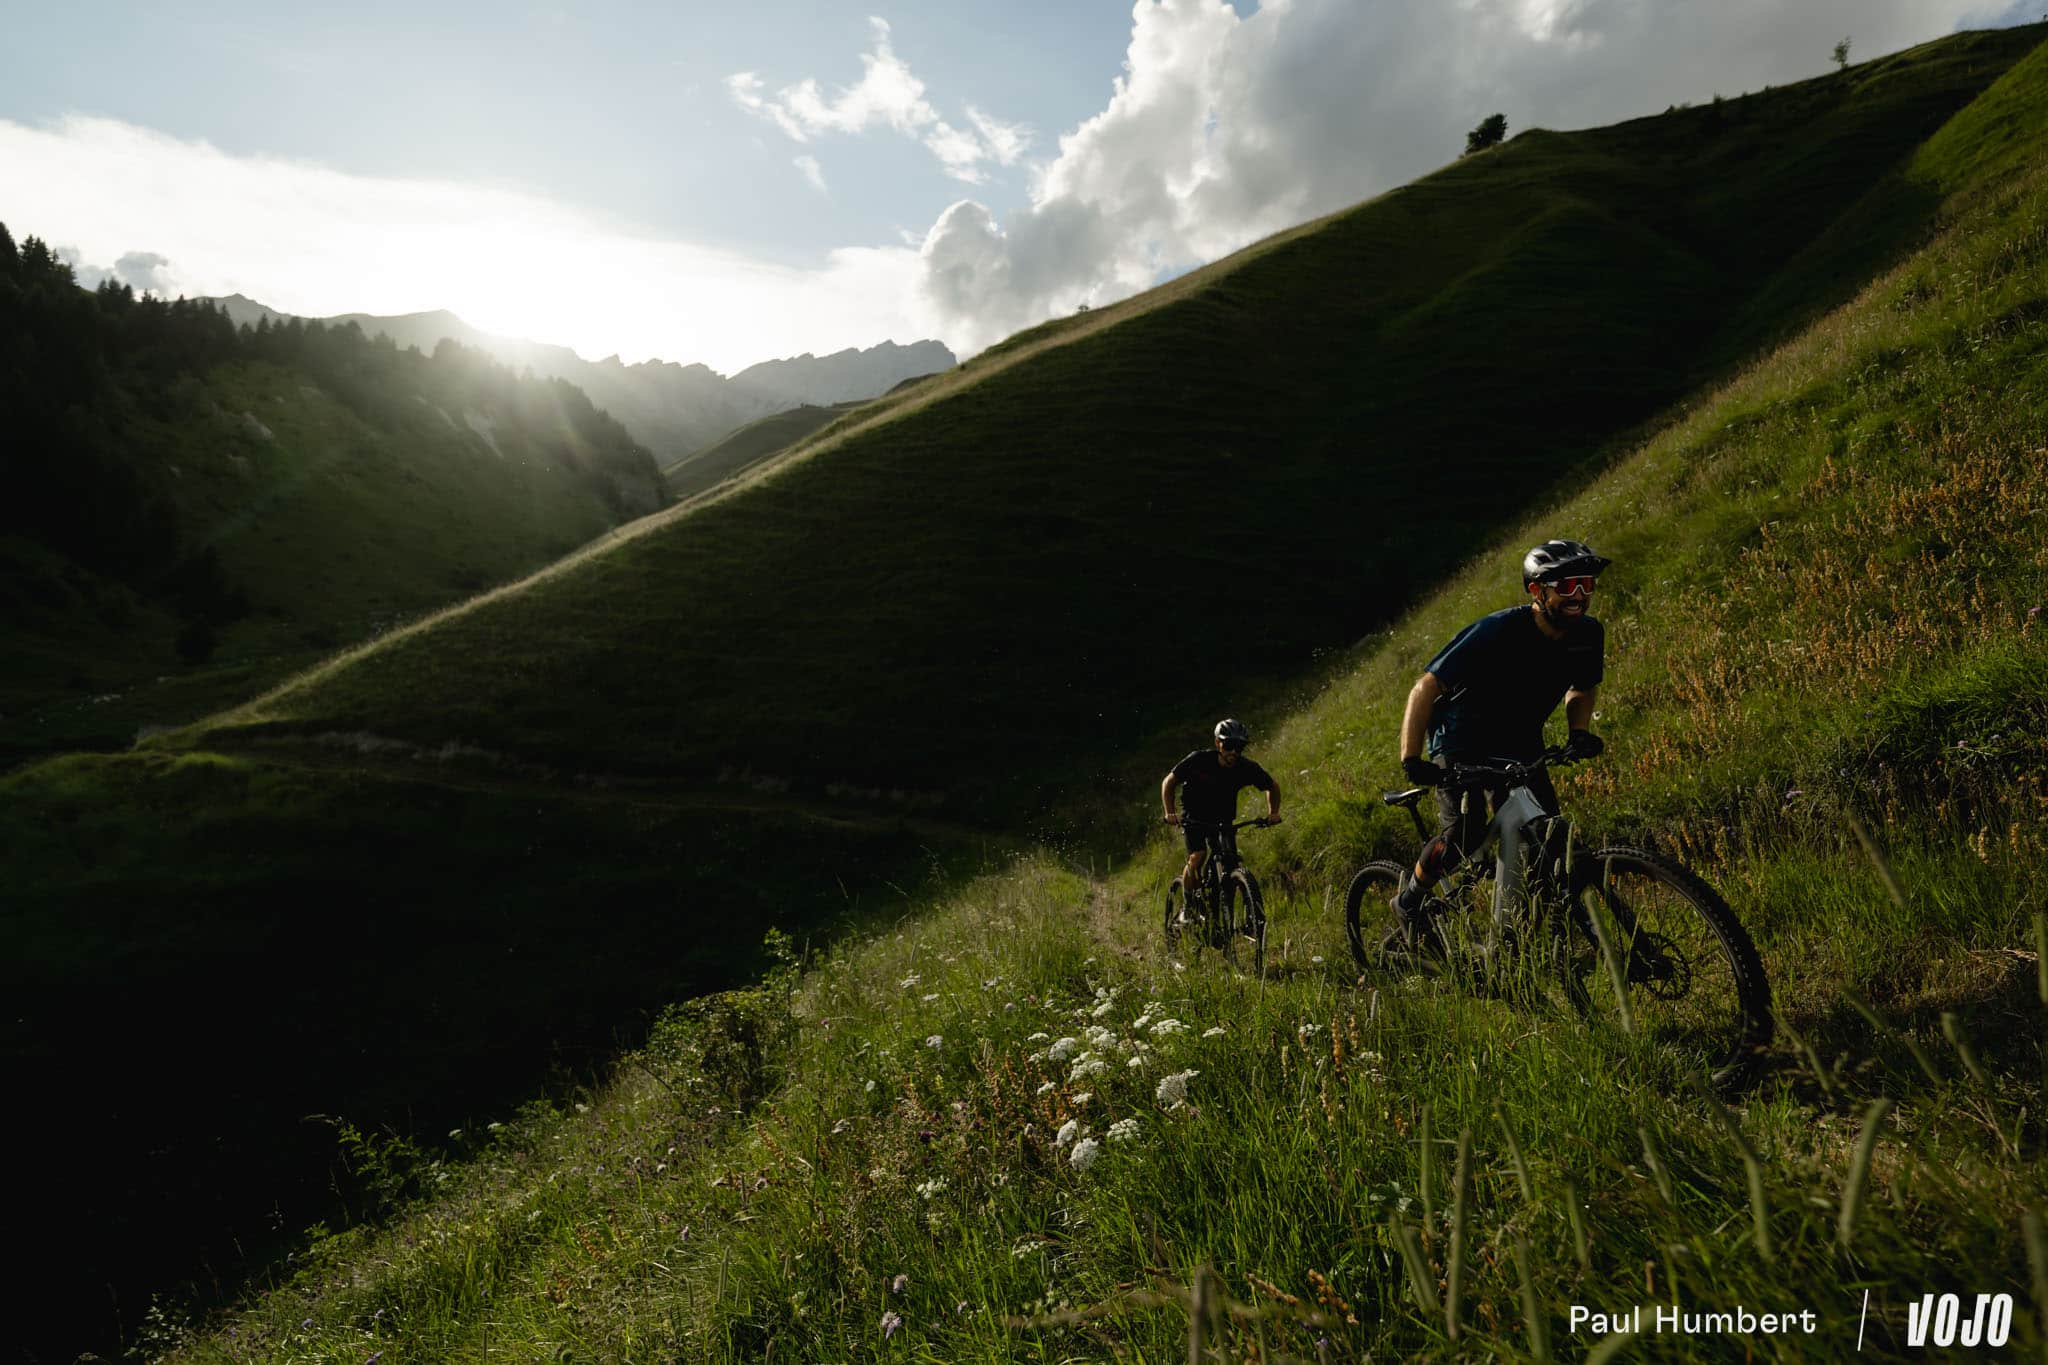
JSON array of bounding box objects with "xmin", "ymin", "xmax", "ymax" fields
[{"xmin": 1564, "ymin": 846, "xmax": 1772, "ymax": 1081}]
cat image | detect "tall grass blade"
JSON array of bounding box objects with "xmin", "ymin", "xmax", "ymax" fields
[
  {"xmin": 2024, "ymin": 1212, "xmax": 2048, "ymax": 1365},
  {"xmin": 1776, "ymin": 1011, "xmax": 1840, "ymax": 1104},
  {"xmin": 1843, "ymin": 990, "xmax": 1944, "ymax": 1087},
  {"xmin": 1839, "ymin": 1097, "xmax": 1894, "ymax": 1253},
  {"xmin": 1690, "ymin": 1074, "xmax": 1772, "ymax": 1262},
  {"xmin": 1419, "ymin": 1102, "xmax": 1435, "ymax": 1232},
  {"xmin": 1446, "ymin": 1127, "xmax": 1473, "ymax": 1341},
  {"xmin": 1390, "ymin": 1214, "xmax": 1439, "ymax": 1315},
  {"xmin": 1496, "ymin": 1102, "xmax": 1534, "ymax": 1204},
  {"xmin": 2035, "ymin": 912, "xmax": 2047, "ymax": 1007},
  {"xmin": 1639, "ymin": 1126, "xmax": 1675, "ymax": 1210},
  {"xmin": 1564, "ymin": 1178, "xmax": 1592, "ymax": 1274},
  {"xmin": 1845, "ymin": 809, "xmax": 1909, "ymax": 910},
  {"xmin": 1513, "ymin": 1231, "xmax": 1551, "ymax": 1362},
  {"xmin": 1587, "ymin": 859, "xmax": 1636, "ymax": 1035},
  {"xmin": 1187, "ymin": 1263, "xmax": 1211, "ymax": 1365},
  {"xmin": 1584, "ymin": 1326, "xmax": 1640, "ymax": 1365},
  {"xmin": 1940, "ymin": 1011, "xmax": 1991, "ymax": 1089}
]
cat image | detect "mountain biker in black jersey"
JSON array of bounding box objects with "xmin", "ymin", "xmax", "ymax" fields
[
  {"xmin": 1386, "ymin": 540, "xmax": 1610, "ymax": 952},
  {"xmin": 1162, "ymin": 719, "xmax": 1283, "ymax": 889}
]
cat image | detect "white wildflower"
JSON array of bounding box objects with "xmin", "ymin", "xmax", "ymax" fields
[
  {"xmin": 1027, "ymin": 1032, "xmax": 1051, "ymax": 1043},
  {"xmin": 1056, "ymin": 1118, "xmax": 1081, "ymax": 1146},
  {"xmin": 864, "ymin": 1080, "xmax": 876, "ymax": 1094},
  {"xmin": 1036, "ymin": 1081, "xmax": 1058, "ymax": 1096},
  {"xmin": 1091, "ymin": 998, "xmax": 1117, "ymax": 1018},
  {"xmin": 1069, "ymin": 1137, "xmax": 1102, "ymax": 1171},
  {"xmin": 1150, "ymin": 1018, "xmax": 1189, "ymax": 1037},
  {"xmin": 1127, "ymin": 1055, "xmax": 1147, "ymax": 1069},
  {"xmin": 1108, "ymin": 1118, "xmax": 1141, "ymax": 1143},
  {"xmin": 1084, "ymin": 1025, "xmax": 1116, "ymax": 1048},
  {"xmin": 1132, "ymin": 1013, "xmax": 1154, "ymax": 1031},
  {"xmin": 925, "ymin": 1034, "xmax": 943, "ymax": 1049},
  {"xmin": 899, "ymin": 974, "xmax": 921, "ymax": 989},
  {"xmin": 1047, "ymin": 1037, "xmax": 1081, "ymax": 1061},
  {"xmin": 922, "ymin": 993, "xmax": 940, "ymax": 1003},
  {"xmin": 1155, "ymin": 1069, "xmax": 1201, "ymax": 1107},
  {"xmin": 1011, "ymin": 1239, "xmax": 1047, "ymax": 1259},
  {"xmin": 915, "ymin": 1177, "xmax": 948, "ymax": 1199},
  {"xmin": 832, "ymin": 1118, "xmax": 852, "ymax": 1135},
  {"xmin": 1070, "ymin": 1092, "xmax": 1093, "ymax": 1107},
  {"xmin": 1070, "ymin": 1057, "xmax": 1108, "ymax": 1080},
  {"xmin": 1202, "ymin": 1027, "xmax": 1227, "ymax": 1039}
]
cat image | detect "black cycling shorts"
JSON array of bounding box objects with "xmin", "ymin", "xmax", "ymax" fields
[{"xmin": 1180, "ymin": 819, "xmax": 1239, "ymax": 858}]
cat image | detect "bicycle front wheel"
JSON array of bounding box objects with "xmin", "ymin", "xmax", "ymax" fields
[
  {"xmin": 1227, "ymin": 869, "xmax": 1265, "ymax": 975},
  {"xmin": 1565, "ymin": 846, "xmax": 1772, "ymax": 1080},
  {"xmin": 1343, "ymin": 860, "xmax": 1408, "ymax": 968},
  {"xmin": 1163, "ymin": 878, "xmax": 1189, "ymax": 954}
]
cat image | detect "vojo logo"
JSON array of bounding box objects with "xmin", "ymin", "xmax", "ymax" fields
[{"xmin": 1903, "ymin": 1293, "xmax": 2014, "ymax": 1349}]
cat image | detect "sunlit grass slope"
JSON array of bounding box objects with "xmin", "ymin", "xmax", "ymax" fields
[
  {"xmin": 662, "ymin": 400, "xmax": 863, "ymax": 502},
  {"xmin": 163, "ymin": 35, "xmax": 2048, "ymax": 1363},
  {"xmin": 182, "ymin": 28, "xmax": 2041, "ymax": 819},
  {"xmin": 3, "ymin": 350, "xmax": 657, "ymax": 764}
]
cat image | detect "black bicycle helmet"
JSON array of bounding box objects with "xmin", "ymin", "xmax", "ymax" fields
[
  {"xmin": 1214, "ymin": 718, "xmax": 1251, "ymax": 746},
  {"xmin": 1522, "ymin": 539, "xmax": 1611, "ymax": 587}
]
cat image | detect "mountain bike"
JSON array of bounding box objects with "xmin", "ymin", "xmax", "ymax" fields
[
  {"xmin": 1342, "ymin": 750, "xmax": 1771, "ymax": 1082},
  {"xmin": 1164, "ymin": 817, "xmax": 1271, "ymax": 974}
]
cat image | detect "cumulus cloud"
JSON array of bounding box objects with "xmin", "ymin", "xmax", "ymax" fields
[
  {"xmin": 60, "ymin": 247, "xmax": 181, "ymax": 294},
  {"xmin": 795, "ymin": 154, "xmax": 828, "ymax": 193},
  {"xmin": 0, "ymin": 115, "xmax": 926, "ymax": 372},
  {"xmin": 729, "ymin": 17, "xmax": 1033, "ymax": 185},
  {"xmin": 910, "ymin": 0, "xmax": 2006, "ymax": 354}
]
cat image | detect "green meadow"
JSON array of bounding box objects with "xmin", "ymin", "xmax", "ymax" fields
[{"xmin": 4, "ymin": 24, "xmax": 2046, "ymax": 1361}]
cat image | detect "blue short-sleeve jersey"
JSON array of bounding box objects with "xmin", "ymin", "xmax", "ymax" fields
[{"xmin": 1424, "ymin": 605, "xmax": 1604, "ymax": 761}]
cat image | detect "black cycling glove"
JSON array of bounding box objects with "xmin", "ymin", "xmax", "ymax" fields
[
  {"xmin": 1401, "ymin": 756, "xmax": 1442, "ymax": 787},
  {"xmin": 1565, "ymin": 729, "xmax": 1605, "ymax": 760}
]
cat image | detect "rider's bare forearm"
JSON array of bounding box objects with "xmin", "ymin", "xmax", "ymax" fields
[
  {"xmin": 1161, "ymin": 773, "xmax": 1179, "ymax": 819},
  {"xmin": 1565, "ymin": 687, "xmax": 1597, "ymax": 732},
  {"xmin": 1400, "ymin": 672, "xmax": 1443, "ymax": 761}
]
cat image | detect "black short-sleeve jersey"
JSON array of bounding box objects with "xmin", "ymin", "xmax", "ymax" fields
[
  {"xmin": 1169, "ymin": 748, "xmax": 1276, "ymax": 822},
  {"xmin": 1424, "ymin": 605, "xmax": 1604, "ymax": 761}
]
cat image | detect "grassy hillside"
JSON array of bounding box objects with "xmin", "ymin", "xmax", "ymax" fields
[
  {"xmin": 0, "ymin": 281, "xmax": 665, "ymax": 766},
  {"xmin": 3, "ymin": 750, "xmax": 990, "ymax": 1356},
  {"xmin": 174, "ymin": 27, "xmax": 2040, "ymax": 820},
  {"xmin": 663, "ymin": 400, "xmax": 863, "ymax": 502},
  {"xmin": 147, "ymin": 32, "xmax": 2048, "ymax": 1362},
  {"xmin": 10, "ymin": 26, "xmax": 2047, "ymax": 1361}
]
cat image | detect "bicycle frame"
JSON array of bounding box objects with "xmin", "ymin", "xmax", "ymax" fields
[{"xmin": 1395, "ymin": 752, "xmax": 1576, "ymax": 946}]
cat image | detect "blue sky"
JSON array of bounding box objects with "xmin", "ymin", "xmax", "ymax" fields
[{"xmin": 3, "ymin": 1, "xmax": 2036, "ymax": 370}]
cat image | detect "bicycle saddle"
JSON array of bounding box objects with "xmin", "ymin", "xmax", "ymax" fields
[{"xmin": 1380, "ymin": 788, "xmax": 1429, "ymax": 808}]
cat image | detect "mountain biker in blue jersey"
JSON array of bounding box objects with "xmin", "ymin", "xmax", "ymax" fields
[
  {"xmin": 1163, "ymin": 719, "xmax": 1282, "ymax": 892},
  {"xmin": 1385, "ymin": 540, "xmax": 1610, "ymax": 952}
]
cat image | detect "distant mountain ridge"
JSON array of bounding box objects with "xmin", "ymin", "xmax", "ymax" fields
[{"xmin": 203, "ymin": 295, "xmax": 954, "ymax": 461}]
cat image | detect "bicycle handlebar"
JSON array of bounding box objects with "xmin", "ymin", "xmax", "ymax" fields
[
  {"xmin": 1439, "ymin": 746, "xmax": 1579, "ymax": 789},
  {"xmin": 1170, "ymin": 815, "xmax": 1277, "ymax": 830}
]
